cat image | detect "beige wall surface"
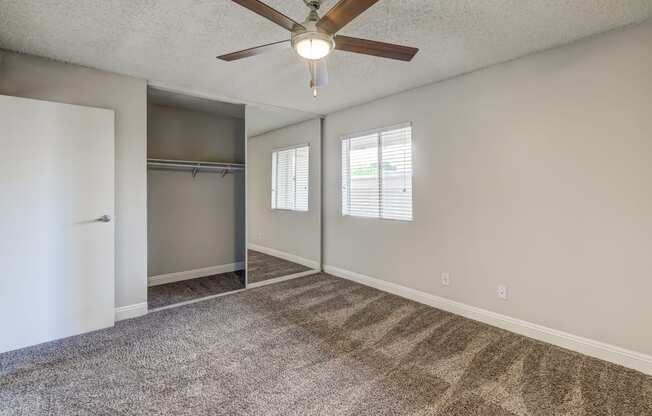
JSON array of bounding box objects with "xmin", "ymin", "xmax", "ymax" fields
[
  {"xmin": 323, "ymin": 21, "xmax": 652, "ymax": 356},
  {"xmin": 0, "ymin": 51, "xmax": 148, "ymax": 309},
  {"xmin": 148, "ymin": 104, "xmax": 244, "ymax": 163},
  {"xmin": 147, "ymin": 104, "xmax": 245, "ymax": 276},
  {"xmin": 247, "ymin": 118, "xmax": 321, "ymax": 265}
]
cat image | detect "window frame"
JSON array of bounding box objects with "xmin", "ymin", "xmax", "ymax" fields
[
  {"xmin": 271, "ymin": 143, "xmax": 311, "ymax": 213},
  {"xmin": 340, "ymin": 122, "xmax": 414, "ymax": 222}
]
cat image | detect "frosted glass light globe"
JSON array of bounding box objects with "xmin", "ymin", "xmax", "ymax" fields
[
  {"xmin": 293, "ymin": 33, "xmax": 334, "ymax": 60},
  {"xmin": 295, "ymin": 37, "xmax": 331, "ymax": 59}
]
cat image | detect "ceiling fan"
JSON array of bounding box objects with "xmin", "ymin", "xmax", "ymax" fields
[{"xmin": 217, "ymin": 0, "xmax": 419, "ymax": 97}]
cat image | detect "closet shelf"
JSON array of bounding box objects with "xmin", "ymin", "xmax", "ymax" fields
[{"xmin": 147, "ymin": 158, "xmax": 244, "ymax": 177}]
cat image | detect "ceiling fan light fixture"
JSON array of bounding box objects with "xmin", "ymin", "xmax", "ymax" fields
[
  {"xmin": 292, "ymin": 31, "xmax": 334, "ymax": 60},
  {"xmin": 219, "ymin": 0, "xmax": 419, "ymax": 97}
]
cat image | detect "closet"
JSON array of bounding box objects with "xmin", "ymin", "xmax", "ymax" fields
[{"xmin": 146, "ymin": 87, "xmax": 246, "ymax": 310}]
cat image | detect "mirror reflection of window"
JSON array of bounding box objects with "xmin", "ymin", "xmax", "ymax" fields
[{"xmin": 271, "ymin": 145, "xmax": 310, "ymax": 212}]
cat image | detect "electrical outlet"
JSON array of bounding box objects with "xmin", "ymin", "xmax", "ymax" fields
[
  {"xmin": 257, "ymin": 232, "xmax": 263, "ymax": 240},
  {"xmin": 441, "ymin": 272, "xmax": 450, "ymax": 286},
  {"xmin": 497, "ymin": 285, "xmax": 508, "ymax": 300}
]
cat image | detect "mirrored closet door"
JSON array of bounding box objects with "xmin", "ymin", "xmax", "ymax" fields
[{"xmin": 246, "ymin": 105, "xmax": 322, "ymax": 287}]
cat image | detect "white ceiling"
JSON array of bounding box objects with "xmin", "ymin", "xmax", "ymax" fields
[{"xmin": 0, "ymin": 1, "xmax": 650, "ymax": 115}]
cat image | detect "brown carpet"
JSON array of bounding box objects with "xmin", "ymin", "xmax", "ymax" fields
[
  {"xmin": 2, "ymin": 273, "xmax": 651, "ymax": 415},
  {"xmin": 148, "ymin": 271, "xmax": 245, "ymax": 309},
  {"xmin": 247, "ymin": 249, "xmax": 311, "ymax": 284}
]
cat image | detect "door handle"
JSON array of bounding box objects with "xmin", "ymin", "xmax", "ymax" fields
[{"xmin": 96, "ymin": 215, "xmax": 112, "ymax": 223}]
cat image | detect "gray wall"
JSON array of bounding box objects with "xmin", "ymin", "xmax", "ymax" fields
[
  {"xmin": 148, "ymin": 104, "xmax": 245, "ymax": 276},
  {"xmin": 247, "ymin": 118, "xmax": 321, "ymax": 266},
  {"xmin": 323, "ymin": 21, "xmax": 652, "ymax": 356},
  {"xmin": 0, "ymin": 50, "xmax": 147, "ymax": 309}
]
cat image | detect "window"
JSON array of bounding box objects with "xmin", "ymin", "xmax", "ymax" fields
[
  {"xmin": 272, "ymin": 145, "xmax": 309, "ymax": 211},
  {"xmin": 341, "ymin": 124, "xmax": 413, "ymax": 221}
]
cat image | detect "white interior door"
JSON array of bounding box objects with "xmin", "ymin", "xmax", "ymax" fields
[{"xmin": 0, "ymin": 95, "xmax": 115, "ymax": 354}]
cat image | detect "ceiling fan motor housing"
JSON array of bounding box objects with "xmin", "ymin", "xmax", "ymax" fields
[{"xmin": 304, "ymin": 0, "xmax": 321, "ymax": 12}]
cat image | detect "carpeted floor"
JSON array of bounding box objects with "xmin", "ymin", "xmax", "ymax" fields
[
  {"xmin": 2, "ymin": 274, "xmax": 651, "ymax": 415},
  {"xmin": 247, "ymin": 249, "xmax": 312, "ymax": 284},
  {"xmin": 148, "ymin": 271, "xmax": 245, "ymax": 309}
]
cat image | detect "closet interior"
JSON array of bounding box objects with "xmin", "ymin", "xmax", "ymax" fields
[{"xmin": 146, "ymin": 87, "xmax": 246, "ymax": 310}]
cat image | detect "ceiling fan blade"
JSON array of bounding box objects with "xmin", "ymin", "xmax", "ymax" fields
[
  {"xmin": 334, "ymin": 35, "xmax": 418, "ymax": 61},
  {"xmin": 317, "ymin": 0, "xmax": 379, "ymax": 34},
  {"xmin": 231, "ymin": 0, "xmax": 305, "ymax": 32},
  {"xmin": 217, "ymin": 40, "xmax": 290, "ymax": 61}
]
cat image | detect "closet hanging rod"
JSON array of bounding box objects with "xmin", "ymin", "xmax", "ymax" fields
[
  {"xmin": 147, "ymin": 158, "xmax": 244, "ymax": 177},
  {"xmin": 147, "ymin": 158, "xmax": 244, "ymax": 169}
]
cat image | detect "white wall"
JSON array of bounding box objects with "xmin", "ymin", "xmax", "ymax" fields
[
  {"xmin": 0, "ymin": 50, "xmax": 148, "ymax": 309},
  {"xmin": 147, "ymin": 104, "xmax": 245, "ymax": 276},
  {"xmin": 323, "ymin": 21, "xmax": 652, "ymax": 356},
  {"xmin": 247, "ymin": 118, "xmax": 321, "ymax": 265}
]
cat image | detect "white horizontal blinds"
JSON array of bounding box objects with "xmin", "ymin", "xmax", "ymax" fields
[
  {"xmin": 275, "ymin": 148, "xmax": 295, "ymax": 210},
  {"xmin": 294, "ymin": 145, "xmax": 310, "ymax": 211},
  {"xmin": 271, "ymin": 151, "xmax": 278, "ymax": 209},
  {"xmin": 271, "ymin": 145, "xmax": 309, "ymax": 211},
  {"xmin": 343, "ymin": 132, "xmax": 381, "ymax": 218},
  {"xmin": 341, "ymin": 123, "xmax": 413, "ymax": 221},
  {"xmin": 341, "ymin": 139, "xmax": 350, "ymax": 215},
  {"xmin": 381, "ymin": 125, "xmax": 413, "ymax": 221}
]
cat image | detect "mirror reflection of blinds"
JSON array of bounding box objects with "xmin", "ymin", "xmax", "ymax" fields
[
  {"xmin": 294, "ymin": 146, "xmax": 309, "ymax": 211},
  {"xmin": 342, "ymin": 124, "xmax": 412, "ymax": 221},
  {"xmin": 272, "ymin": 145, "xmax": 309, "ymax": 212}
]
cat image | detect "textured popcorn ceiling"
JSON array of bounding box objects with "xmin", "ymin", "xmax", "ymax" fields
[{"xmin": 0, "ymin": 1, "xmax": 650, "ymax": 115}]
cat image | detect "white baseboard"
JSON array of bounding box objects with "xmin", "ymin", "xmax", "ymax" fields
[
  {"xmin": 324, "ymin": 265, "xmax": 652, "ymax": 376},
  {"xmin": 115, "ymin": 302, "xmax": 148, "ymax": 321},
  {"xmin": 248, "ymin": 244, "xmax": 320, "ymax": 270},
  {"xmin": 148, "ymin": 262, "xmax": 245, "ymax": 287},
  {"xmin": 247, "ymin": 269, "xmax": 320, "ymax": 289}
]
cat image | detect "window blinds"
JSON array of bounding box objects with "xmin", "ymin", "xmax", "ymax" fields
[
  {"xmin": 342, "ymin": 124, "xmax": 412, "ymax": 221},
  {"xmin": 272, "ymin": 145, "xmax": 309, "ymax": 211},
  {"xmin": 294, "ymin": 146, "xmax": 309, "ymax": 211}
]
